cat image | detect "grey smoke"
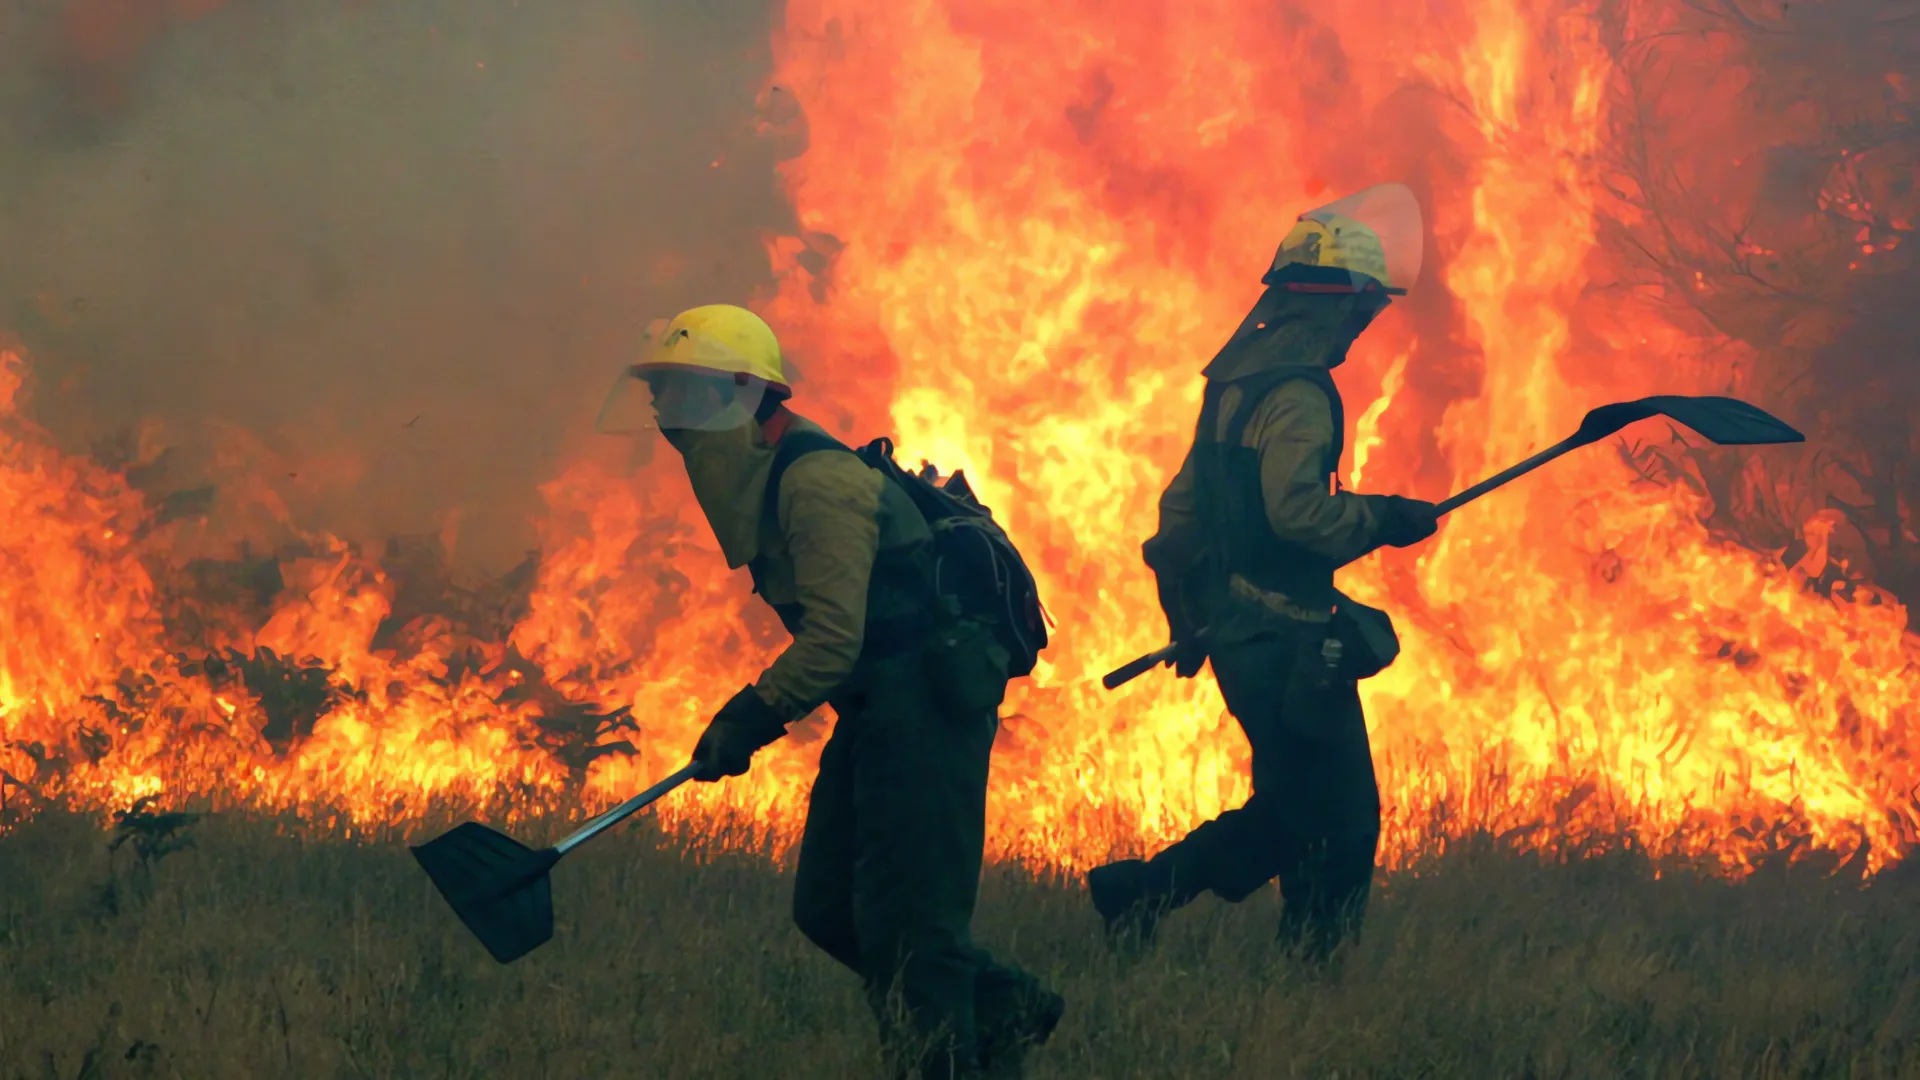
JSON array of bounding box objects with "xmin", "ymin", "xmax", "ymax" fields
[{"xmin": 1, "ymin": 0, "xmax": 793, "ymax": 573}]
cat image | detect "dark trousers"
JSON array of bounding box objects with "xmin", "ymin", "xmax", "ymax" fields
[
  {"xmin": 791, "ymin": 647, "xmax": 1044, "ymax": 1078},
  {"xmin": 1147, "ymin": 632, "xmax": 1383, "ymax": 956}
]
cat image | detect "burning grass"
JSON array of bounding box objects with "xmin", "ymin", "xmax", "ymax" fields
[{"xmin": 3, "ymin": 807, "xmax": 1917, "ymax": 1079}]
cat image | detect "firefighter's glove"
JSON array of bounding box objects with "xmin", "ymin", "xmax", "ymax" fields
[
  {"xmin": 1168, "ymin": 636, "xmax": 1208, "ymax": 680},
  {"xmin": 691, "ymin": 686, "xmax": 788, "ymax": 782},
  {"xmin": 1371, "ymin": 495, "xmax": 1441, "ymax": 549}
]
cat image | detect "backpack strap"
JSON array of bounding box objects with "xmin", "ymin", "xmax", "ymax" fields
[
  {"xmin": 762, "ymin": 430, "xmax": 855, "ymax": 528},
  {"xmin": 1219, "ymin": 367, "xmax": 1345, "ymax": 478},
  {"xmin": 758, "ymin": 429, "xmax": 942, "ymax": 659},
  {"xmin": 750, "ymin": 429, "xmax": 855, "ymax": 608}
]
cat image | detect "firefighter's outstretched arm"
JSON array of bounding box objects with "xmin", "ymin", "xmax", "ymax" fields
[
  {"xmin": 691, "ymin": 453, "xmax": 879, "ymax": 780},
  {"xmin": 756, "ymin": 452, "xmax": 882, "ymax": 720},
  {"xmin": 1246, "ymin": 381, "xmax": 1435, "ymax": 562}
]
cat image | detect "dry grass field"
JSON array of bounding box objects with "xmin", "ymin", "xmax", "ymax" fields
[{"xmin": 3, "ymin": 804, "xmax": 1918, "ymax": 1079}]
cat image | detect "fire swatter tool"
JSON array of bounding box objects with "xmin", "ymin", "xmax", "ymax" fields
[
  {"xmin": 410, "ymin": 762, "xmax": 701, "ymax": 963},
  {"xmin": 1102, "ymin": 394, "xmax": 1806, "ymax": 690}
]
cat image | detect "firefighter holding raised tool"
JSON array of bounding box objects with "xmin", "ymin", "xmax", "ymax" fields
[
  {"xmin": 596, "ymin": 304, "xmax": 1063, "ymax": 1079},
  {"xmin": 1086, "ymin": 185, "xmax": 1440, "ymax": 963}
]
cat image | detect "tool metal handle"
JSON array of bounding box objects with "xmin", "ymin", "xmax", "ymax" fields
[
  {"xmin": 554, "ymin": 762, "xmax": 701, "ymax": 855},
  {"xmin": 1100, "ymin": 439, "xmax": 1582, "ymax": 693},
  {"xmin": 1102, "ymin": 644, "xmax": 1178, "ymax": 690},
  {"xmin": 1434, "ymin": 438, "xmax": 1577, "ymax": 517}
]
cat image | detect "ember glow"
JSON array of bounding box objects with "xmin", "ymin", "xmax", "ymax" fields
[{"xmin": 4, "ymin": 0, "xmax": 1918, "ymax": 876}]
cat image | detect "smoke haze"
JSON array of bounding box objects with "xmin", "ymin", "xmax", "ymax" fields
[{"xmin": 2, "ymin": 0, "xmax": 792, "ymax": 572}]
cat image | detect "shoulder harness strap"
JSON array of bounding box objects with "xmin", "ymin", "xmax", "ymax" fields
[
  {"xmin": 750, "ymin": 430, "xmax": 855, "ymax": 604},
  {"xmin": 1218, "ymin": 367, "xmax": 1345, "ymax": 478},
  {"xmin": 763, "ymin": 430, "xmax": 856, "ymax": 528}
]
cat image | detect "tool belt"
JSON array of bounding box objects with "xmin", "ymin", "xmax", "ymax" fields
[
  {"xmin": 1226, "ymin": 575, "xmax": 1399, "ymax": 684},
  {"xmin": 1228, "ymin": 575, "xmax": 1333, "ymax": 624}
]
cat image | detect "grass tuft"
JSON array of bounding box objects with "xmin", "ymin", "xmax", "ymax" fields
[{"xmin": 2, "ymin": 806, "xmax": 1916, "ymax": 1078}]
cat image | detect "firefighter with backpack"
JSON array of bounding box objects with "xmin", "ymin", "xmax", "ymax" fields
[
  {"xmin": 1087, "ymin": 185, "xmax": 1441, "ymax": 963},
  {"xmin": 598, "ymin": 304, "xmax": 1062, "ymax": 1080}
]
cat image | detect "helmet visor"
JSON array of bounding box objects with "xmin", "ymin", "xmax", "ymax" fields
[
  {"xmin": 1297, "ymin": 182, "xmax": 1424, "ymax": 294},
  {"xmin": 595, "ymin": 367, "xmax": 771, "ymax": 433},
  {"xmin": 593, "ymin": 317, "xmax": 773, "ymax": 434}
]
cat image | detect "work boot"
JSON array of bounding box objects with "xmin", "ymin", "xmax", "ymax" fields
[
  {"xmin": 1087, "ymin": 859, "xmax": 1170, "ymax": 953},
  {"xmin": 975, "ymin": 979, "xmax": 1065, "ymax": 1077}
]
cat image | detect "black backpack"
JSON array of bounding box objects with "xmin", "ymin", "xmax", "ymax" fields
[{"xmin": 767, "ymin": 432, "xmax": 1051, "ymax": 679}]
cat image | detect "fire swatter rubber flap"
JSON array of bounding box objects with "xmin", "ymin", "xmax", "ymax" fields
[
  {"xmin": 1573, "ymin": 395, "xmax": 1807, "ymax": 448},
  {"xmin": 410, "ymin": 822, "xmax": 560, "ymax": 964}
]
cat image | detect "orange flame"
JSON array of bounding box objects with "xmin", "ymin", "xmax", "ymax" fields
[
  {"xmin": 3, "ymin": 0, "xmax": 1918, "ymax": 880},
  {"xmin": 750, "ymin": 0, "xmax": 1920, "ymax": 871}
]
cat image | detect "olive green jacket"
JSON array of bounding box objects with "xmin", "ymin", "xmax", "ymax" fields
[
  {"xmin": 746, "ymin": 416, "xmax": 932, "ymax": 722},
  {"xmin": 1143, "ymin": 290, "xmax": 1392, "ymax": 635},
  {"xmin": 1149, "ymin": 375, "xmax": 1385, "ymax": 578}
]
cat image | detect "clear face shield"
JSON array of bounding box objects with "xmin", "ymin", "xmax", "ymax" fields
[
  {"xmin": 594, "ymin": 317, "xmax": 776, "ymax": 437},
  {"xmin": 1266, "ymin": 182, "xmax": 1426, "ymax": 296}
]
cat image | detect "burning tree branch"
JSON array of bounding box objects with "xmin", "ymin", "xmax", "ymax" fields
[{"xmin": 1595, "ymin": 0, "xmax": 1920, "ymax": 617}]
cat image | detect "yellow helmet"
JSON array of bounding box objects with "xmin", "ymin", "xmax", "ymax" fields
[
  {"xmin": 1274, "ymin": 212, "xmax": 1397, "ymax": 290},
  {"xmin": 597, "ymin": 304, "xmax": 792, "ymax": 434},
  {"xmin": 1263, "ymin": 183, "xmax": 1423, "ymax": 296},
  {"xmin": 1266, "ymin": 214, "xmax": 1400, "ymax": 294},
  {"xmin": 631, "ymin": 303, "xmax": 790, "ymax": 390}
]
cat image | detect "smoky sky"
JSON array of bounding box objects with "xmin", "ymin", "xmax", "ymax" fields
[{"xmin": 1, "ymin": 0, "xmax": 792, "ymax": 573}]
